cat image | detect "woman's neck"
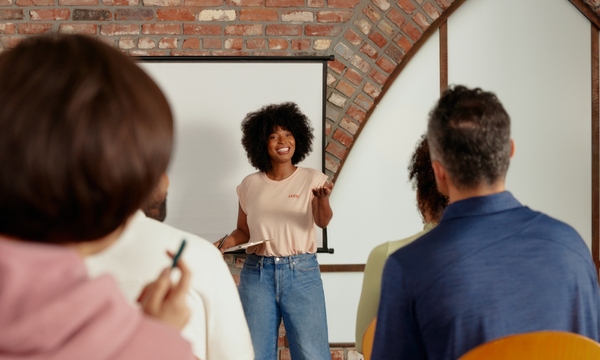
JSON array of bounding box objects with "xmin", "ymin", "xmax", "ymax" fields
[{"xmin": 266, "ymin": 163, "xmax": 297, "ymax": 181}]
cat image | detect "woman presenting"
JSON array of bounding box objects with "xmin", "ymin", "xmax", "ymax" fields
[{"xmin": 219, "ymin": 102, "xmax": 333, "ymax": 360}]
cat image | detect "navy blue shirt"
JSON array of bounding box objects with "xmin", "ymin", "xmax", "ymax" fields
[{"xmin": 372, "ymin": 192, "xmax": 600, "ymax": 360}]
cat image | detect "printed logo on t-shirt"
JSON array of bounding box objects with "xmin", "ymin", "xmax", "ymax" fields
[{"xmin": 288, "ymin": 194, "xmax": 300, "ymax": 198}]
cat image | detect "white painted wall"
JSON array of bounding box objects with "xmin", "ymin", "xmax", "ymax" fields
[
  {"xmin": 322, "ymin": 0, "xmax": 592, "ymax": 343},
  {"xmin": 447, "ymin": 0, "xmax": 592, "ymax": 248},
  {"xmin": 320, "ymin": 29, "xmax": 440, "ymax": 342}
]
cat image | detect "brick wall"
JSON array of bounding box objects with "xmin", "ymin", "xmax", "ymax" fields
[
  {"xmin": 0, "ymin": 0, "xmax": 463, "ymax": 184},
  {"xmin": 585, "ymin": 0, "xmax": 600, "ymax": 14}
]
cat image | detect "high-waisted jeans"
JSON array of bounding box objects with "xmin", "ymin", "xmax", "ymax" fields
[{"xmin": 238, "ymin": 253, "xmax": 331, "ymax": 360}]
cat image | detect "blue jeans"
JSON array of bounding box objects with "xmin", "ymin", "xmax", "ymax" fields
[{"xmin": 238, "ymin": 253, "xmax": 331, "ymax": 360}]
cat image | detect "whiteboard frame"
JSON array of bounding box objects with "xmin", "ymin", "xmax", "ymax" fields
[{"xmin": 136, "ymin": 56, "xmax": 334, "ymax": 253}]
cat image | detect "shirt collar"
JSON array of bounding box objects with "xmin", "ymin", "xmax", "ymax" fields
[
  {"xmin": 440, "ymin": 191, "xmax": 522, "ymax": 222},
  {"xmin": 423, "ymin": 222, "xmax": 436, "ymax": 231}
]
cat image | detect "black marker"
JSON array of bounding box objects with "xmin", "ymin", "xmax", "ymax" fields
[
  {"xmin": 171, "ymin": 239, "xmax": 187, "ymax": 268},
  {"xmin": 217, "ymin": 234, "xmax": 229, "ymax": 250}
]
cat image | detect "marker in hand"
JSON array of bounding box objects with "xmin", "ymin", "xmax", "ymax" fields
[
  {"xmin": 138, "ymin": 238, "xmax": 191, "ymax": 330},
  {"xmin": 171, "ymin": 239, "xmax": 187, "ymax": 268},
  {"xmin": 217, "ymin": 234, "xmax": 229, "ymax": 250}
]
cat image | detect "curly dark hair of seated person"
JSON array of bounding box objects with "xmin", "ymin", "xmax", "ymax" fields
[
  {"xmin": 241, "ymin": 102, "xmax": 314, "ymax": 173},
  {"xmin": 0, "ymin": 34, "xmax": 173, "ymax": 243},
  {"xmin": 427, "ymin": 85, "xmax": 511, "ymax": 189},
  {"xmin": 408, "ymin": 135, "xmax": 449, "ymax": 223}
]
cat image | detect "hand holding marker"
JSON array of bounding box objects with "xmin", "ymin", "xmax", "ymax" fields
[
  {"xmin": 171, "ymin": 239, "xmax": 187, "ymax": 268},
  {"xmin": 137, "ymin": 238, "xmax": 191, "ymax": 330},
  {"xmin": 217, "ymin": 234, "xmax": 228, "ymax": 251}
]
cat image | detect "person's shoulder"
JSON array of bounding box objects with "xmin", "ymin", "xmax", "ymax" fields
[
  {"xmin": 297, "ymin": 166, "xmax": 324, "ymax": 176},
  {"xmin": 386, "ymin": 228, "xmax": 438, "ymax": 271},
  {"xmin": 237, "ymin": 171, "xmax": 264, "ymax": 192},
  {"xmin": 297, "ymin": 166, "xmax": 327, "ymax": 183},
  {"xmin": 389, "ymin": 228, "xmax": 431, "ymax": 253},
  {"xmin": 521, "ymin": 208, "xmax": 587, "ymax": 247},
  {"xmin": 369, "ymin": 231, "xmax": 427, "ymax": 266},
  {"xmin": 365, "ymin": 241, "xmax": 390, "ymax": 266},
  {"xmin": 128, "ymin": 214, "xmax": 195, "ymax": 242},
  {"xmin": 519, "ymin": 207, "xmax": 580, "ymax": 236},
  {"xmin": 127, "ymin": 214, "xmax": 220, "ymax": 255},
  {"xmin": 240, "ymin": 171, "xmax": 262, "ymax": 183}
]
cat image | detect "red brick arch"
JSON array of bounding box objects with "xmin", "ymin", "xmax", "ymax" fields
[{"xmin": 322, "ymin": 0, "xmax": 463, "ymax": 181}]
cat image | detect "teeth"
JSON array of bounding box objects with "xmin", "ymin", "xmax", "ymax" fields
[{"xmin": 277, "ymin": 148, "xmax": 289, "ymax": 153}]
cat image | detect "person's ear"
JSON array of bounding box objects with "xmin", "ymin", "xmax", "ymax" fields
[
  {"xmin": 431, "ymin": 160, "xmax": 450, "ymax": 197},
  {"xmin": 510, "ymin": 139, "xmax": 515, "ymax": 158},
  {"xmin": 160, "ymin": 173, "xmax": 170, "ymax": 192}
]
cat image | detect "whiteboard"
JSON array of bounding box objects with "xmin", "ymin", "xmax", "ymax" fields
[{"xmin": 137, "ymin": 58, "xmax": 329, "ymax": 249}]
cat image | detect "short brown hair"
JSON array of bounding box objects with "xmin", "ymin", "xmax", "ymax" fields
[
  {"xmin": 0, "ymin": 34, "xmax": 173, "ymax": 243},
  {"xmin": 427, "ymin": 85, "xmax": 511, "ymax": 189}
]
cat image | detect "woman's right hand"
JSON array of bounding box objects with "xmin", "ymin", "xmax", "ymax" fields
[
  {"xmin": 213, "ymin": 234, "xmax": 230, "ymax": 254},
  {"xmin": 214, "ymin": 230, "xmax": 249, "ymax": 255},
  {"xmin": 137, "ymin": 257, "xmax": 191, "ymax": 330},
  {"xmin": 215, "ymin": 204, "xmax": 251, "ymax": 254}
]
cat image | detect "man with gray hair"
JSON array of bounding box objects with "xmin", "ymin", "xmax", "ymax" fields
[{"xmin": 372, "ymin": 85, "xmax": 600, "ymax": 359}]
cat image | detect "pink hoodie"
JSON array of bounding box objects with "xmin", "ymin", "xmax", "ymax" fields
[{"xmin": 0, "ymin": 238, "xmax": 195, "ymax": 360}]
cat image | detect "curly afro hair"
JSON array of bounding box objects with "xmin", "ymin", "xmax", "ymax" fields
[
  {"xmin": 241, "ymin": 102, "xmax": 314, "ymax": 173},
  {"xmin": 408, "ymin": 135, "xmax": 449, "ymax": 223}
]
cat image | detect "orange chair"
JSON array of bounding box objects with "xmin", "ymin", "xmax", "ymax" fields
[
  {"xmin": 362, "ymin": 318, "xmax": 377, "ymax": 360},
  {"xmin": 459, "ymin": 331, "xmax": 600, "ymax": 360}
]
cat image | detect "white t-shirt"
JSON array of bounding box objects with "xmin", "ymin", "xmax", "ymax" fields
[
  {"xmin": 237, "ymin": 166, "xmax": 328, "ymax": 257},
  {"xmin": 86, "ymin": 211, "xmax": 254, "ymax": 360}
]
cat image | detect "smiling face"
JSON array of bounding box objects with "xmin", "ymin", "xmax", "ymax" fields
[{"xmin": 267, "ymin": 126, "xmax": 296, "ymax": 165}]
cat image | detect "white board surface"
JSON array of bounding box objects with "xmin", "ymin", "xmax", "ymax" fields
[{"xmin": 138, "ymin": 60, "xmax": 327, "ymax": 247}]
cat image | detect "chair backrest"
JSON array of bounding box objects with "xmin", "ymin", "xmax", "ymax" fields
[
  {"xmin": 459, "ymin": 331, "xmax": 600, "ymax": 360},
  {"xmin": 362, "ymin": 318, "xmax": 377, "ymax": 360}
]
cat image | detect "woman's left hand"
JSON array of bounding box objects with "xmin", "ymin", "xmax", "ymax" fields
[
  {"xmin": 312, "ymin": 181, "xmax": 333, "ymax": 198},
  {"xmin": 312, "ymin": 181, "xmax": 334, "ymax": 228}
]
